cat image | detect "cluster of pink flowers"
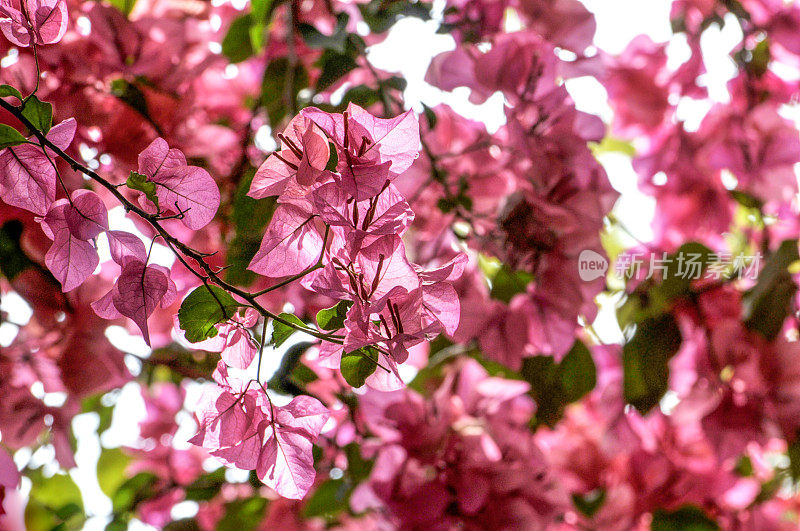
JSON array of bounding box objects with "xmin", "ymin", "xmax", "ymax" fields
[
  {"xmin": 607, "ymin": 0, "xmax": 800, "ymax": 248},
  {"xmin": 410, "ymin": 6, "xmax": 618, "ymax": 368},
  {"xmin": 352, "ymin": 359, "xmax": 561, "ymax": 528},
  {"xmin": 186, "ymin": 104, "xmax": 466, "ymax": 498},
  {"xmin": 247, "ymin": 106, "xmax": 465, "ymax": 383}
]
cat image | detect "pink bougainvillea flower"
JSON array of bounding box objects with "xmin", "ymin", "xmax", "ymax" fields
[
  {"xmin": 343, "ymin": 289, "xmax": 434, "ymax": 365},
  {"xmin": 0, "ymin": 118, "xmax": 76, "ymax": 216},
  {"xmin": 138, "ymin": 489, "xmax": 184, "ymax": 529},
  {"xmin": 91, "ymin": 257, "xmax": 176, "ymax": 345},
  {"xmin": 178, "ymin": 308, "xmax": 259, "ymax": 369},
  {"xmin": 302, "ymin": 103, "xmax": 420, "ymax": 201},
  {"xmin": 0, "ymin": 446, "xmax": 19, "ymax": 490},
  {"xmin": 112, "ymin": 259, "xmax": 171, "ymax": 346},
  {"xmin": 0, "ymin": 0, "xmax": 68, "ymax": 47},
  {"xmin": 519, "ymin": 0, "xmax": 597, "ymax": 52},
  {"xmin": 39, "ymin": 189, "xmax": 108, "ymax": 292},
  {"xmin": 62, "ymin": 189, "xmax": 108, "ymax": 240},
  {"xmin": 416, "ymin": 254, "xmax": 467, "ymax": 336},
  {"xmin": 0, "ymin": 446, "xmax": 18, "ymax": 517},
  {"xmin": 136, "ymin": 138, "xmax": 221, "ymax": 230},
  {"xmin": 248, "ymin": 202, "xmax": 323, "ymax": 278},
  {"xmin": 248, "ymin": 114, "xmax": 330, "ymax": 200},
  {"xmin": 190, "ymin": 364, "xmax": 265, "ymax": 470},
  {"xmin": 355, "ymin": 235, "xmax": 420, "ymax": 304},
  {"xmin": 190, "ymin": 363, "xmax": 329, "ymax": 499},
  {"xmin": 138, "ymin": 382, "xmax": 186, "ymax": 442},
  {"xmin": 311, "ymin": 181, "xmax": 414, "ymax": 251},
  {"xmin": 105, "ymin": 230, "xmax": 147, "ymax": 265},
  {"xmin": 255, "ymin": 394, "xmax": 330, "ymax": 499}
]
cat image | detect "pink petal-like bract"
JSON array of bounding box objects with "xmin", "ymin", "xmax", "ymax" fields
[
  {"xmin": 0, "ymin": 0, "xmax": 68, "ymax": 47},
  {"xmin": 111, "ymin": 259, "xmax": 170, "ymax": 345},
  {"xmin": 0, "ymin": 143, "xmax": 56, "ymax": 216},
  {"xmin": 257, "ymin": 396, "xmax": 329, "ymax": 499},
  {"xmin": 0, "ymin": 118, "xmax": 77, "ymax": 216},
  {"xmin": 64, "ymin": 189, "xmax": 108, "ymax": 240},
  {"xmin": 248, "ymin": 203, "xmax": 323, "ymax": 277},
  {"xmin": 41, "ymin": 198, "xmax": 100, "ymax": 292},
  {"xmin": 137, "ymin": 137, "xmax": 221, "ymax": 230},
  {"xmin": 106, "ymin": 230, "xmax": 147, "ymax": 265}
]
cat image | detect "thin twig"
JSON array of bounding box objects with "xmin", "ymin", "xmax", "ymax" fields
[{"xmin": 0, "ymin": 97, "xmax": 341, "ymax": 344}]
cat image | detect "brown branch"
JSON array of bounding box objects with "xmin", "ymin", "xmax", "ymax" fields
[{"xmin": 0, "ymin": 97, "xmax": 342, "ymax": 344}]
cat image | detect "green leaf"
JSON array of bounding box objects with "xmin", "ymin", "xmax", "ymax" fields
[
  {"xmin": 251, "ymin": 0, "xmax": 275, "ymax": 22},
  {"xmin": 249, "ymin": 24, "xmax": 265, "ymax": 52},
  {"xmin": 489, "ymin": 264, "xmax": 534, "ymax": 304},
  {"xmin": 656, "ymin": 242, "xmax": 714, "ymax": 302},
  {"xmin": 126, "ymin": 171, "xmax": 160, "ymax": 209},
  {"xmin": 27, "ymin": 470, "xmax": 84, "ymax": 512},
  {"xmin": 141, "ymin": 344, "xmax": 221, "ymax": 384},
  {"xmin": 743, "ymin": 239, "xmax": 799, "ymax": 340},
  {"xmin": 616, "ymin": 242, "xmax": 714, "ymax": 330},
  {"xmin": 589, "ymin": 135, "xmax": 636, "ymax": 157},
  {"xmin": 271, "ymin": 312, "xmax": 307, "ymax": 347},
  {"xmin": 268, "ymin": 342, "xmax": 317, "ymax": 395},
  {"xmin": 97, "ymin": 448, "xmax": 130, "ymax": 498},
  {"xmin": 110, "ymin": 78, "xmax": 155, "ymax": 127},
  {"xmin": 0, "ymin": 123, "xmax": 28, "ymax": 149},
  {"xmin": 22, "ymin": 95, "xmax": 53, "ymax": 133},
  {"xmin": 734, "ymin": 455, "xmax": 754, "ymax": 477},
  {"xmin": 262, "ymin": 57, "xmax": 310, "ymax": 127},
  {"xmin": 164, "ymin": 519, "xmax": 202, "ymax": 531},
  {"xmin": 178, "ymin": 285, "xmax": 242, "ymax": 343},
  {"xmin": 753, "ymin": 475, "xmax": 783, "ymax": 505},
  {"xmin": 111, "ymin": 472, "xmax": 159, "ymax": 514},
  {"xmin": 185, "ymin": 468, "xmax": 227, "ymax": 501},
  {"xmin": 571, "ymin": 489, "xmax": 606, "ymax": 518},
  {"xmin": 24, "ymin": 469, "xmax": 86, "ymax": 531},
  {"xmin": 748, "ymin": 38, "xmax": 770, "ymax": 78},
  {"xmin": 106, "ymin": 520, "xmax": 129, "ymax": 531},
  {"xmin": 246, "ymin": 0, "xmax": 276, "ymax": 52},
  {"xmin": 520, "ymin": 358, "xmax": 556, "ymax": 409},
  {"xmin": 298, "ymin": 13, "xmax": 349, "ymax": 52},
  {"xmin": 651, "ymin": 506, "xmax": 719, "ymax": 531},
  {"xmin": 408, "ymin": 340, "xmax": 460, "ymax": 394},
  {"xmin": 340, "ymin": 347, "xmax": 379, "ymax": 388},
  {"xmin": 358, "ymin": 0, "xmax": 432, "ymax": 33},
  {"xmin": 316, "ymin": 300, "xmax": 352, "ymax": 331},
  {"xmin": 109, "ymin": 0, "xmax": 137, "ymax": 16},
  {"xmin": 81, "ymin": 392, "xmax": 117, "ymax": 435},
  {"xmin": 315, "ymin": 49, "xmax": 358, "ymax": 91},
  {"xmin": 217, "ymin": 497, "xmax": 268, "ymax": 531},
  {"xmin": 24, "ymin": 501, "xmax": 60, "ymax": 531},
  {"xmin": 339, "ymin": 84, "xmax": 381, "ymax": 109},
  {"xmin": 788, "ymin": 438, "xmax": 800, "ymax": 482},
  {"xmin": 222, "ymin": 14, "xmax": 256, "ymax": 63},
  {"xmin": 729, "ymin": 189, "xmax": 763, "ymax": 210},
  {"xmin": 302, "ymin": 478, "xmax": 350, "ymax": 518},
  {"xmin": 521, "ymin": 340, "xmax": 597, "ymax": 428},
  {"xmin": 422, "ymin": 103, "xmax": 437, "ymax": 130},
  {"xmin": 558, "ymin": 341, "xmax": 597, "ymax": 402},
  {"xmin": 54, "ymin": 502, "xmax": 82, "ymax": 520},
  {"xmin": 226, "ymin": 171, "xmax": 277, "ymax": 286},
  {"xmin": 0, "ymin": 84, "xmax": 23, "ymax": 100},
  {"xmin": 384, "ymin": 76, "xmax": 407, "ymax": 92},
  {"xmin": 0, "ymin": 220, "xmax": 35, "ymax": 280},
  {"xmin": 325, "ymin": 140, "xmax": 339, "ymax": 171},
  {"xmin": 344, "ymin": 442, "xmax": 374, "ymax": 482},
  {"xmin": 622, "ymin": 313, "xmax": 682, "ymax": 414}
]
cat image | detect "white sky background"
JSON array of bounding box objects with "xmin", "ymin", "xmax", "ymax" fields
[{"xmin": 1, "ymin": 0, "xmax": 755, "ymax": 528}]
